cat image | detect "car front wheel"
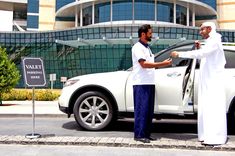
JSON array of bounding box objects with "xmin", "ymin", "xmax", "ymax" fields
[{"xmin": 73, "ymin": 91, "xmax": 114, "ymax": 130}]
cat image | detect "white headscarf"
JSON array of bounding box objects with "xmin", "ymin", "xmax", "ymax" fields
[{"xmin": 201, "ymin": 21, "xmax": 221, "ymax": 39}]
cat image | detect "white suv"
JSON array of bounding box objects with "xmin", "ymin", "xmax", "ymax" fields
[{"xmin": 58, "ymin": 42, "xmax": 235, "ymax": 131}]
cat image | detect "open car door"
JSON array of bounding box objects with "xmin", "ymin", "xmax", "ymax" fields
[{"xmin": 155, "ymin": 43, "xmax": 197, "ymax": 114}]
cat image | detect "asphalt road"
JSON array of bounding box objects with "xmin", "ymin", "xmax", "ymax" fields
[
  {"xmin": 0, "ymin": 116, "xmax": 198, "ymax": 138},
  {"xmin": 1, "ymin": 144, "xmax": 235, "ymax": 156}
]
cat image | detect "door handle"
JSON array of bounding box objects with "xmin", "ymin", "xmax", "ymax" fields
[{"xmin": 167, "ymin": 72, "xmax": 181, "ymax": 77}]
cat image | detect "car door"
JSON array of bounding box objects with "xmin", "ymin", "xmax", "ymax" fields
[
  {"xmin": 154, "ymin": 44, "xmax": 196, "ymax": 114},
  {"xmin": 125, "ymin": 43, "xmax": 196, "ymax": 114}
]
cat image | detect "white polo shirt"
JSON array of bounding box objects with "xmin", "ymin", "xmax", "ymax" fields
[{"xmin": 132, "ymin": 41, "xmax": 155, "ymax": 85}]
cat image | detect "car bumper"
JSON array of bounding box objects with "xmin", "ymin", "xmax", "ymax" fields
[
  {"xmin": 58, "ymin": 103, "xmax": 69, "ymax": 114},
  {"xmin": 59, "ymin": 104, "xmax": 73, "ymax": 118}
]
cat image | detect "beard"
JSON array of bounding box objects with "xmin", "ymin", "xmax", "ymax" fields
[{"xmin": 146, "ymin": 36, "xmax": 152, "ymax": 42}]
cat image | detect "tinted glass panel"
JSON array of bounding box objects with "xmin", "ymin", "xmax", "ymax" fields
[
  {"xmin": 157, "ymin": 2, "xmax": 173, "ymax": 22},
  {"xmin": 176, "ymin": 5, "xmax": 187, "ymax": 25},
  {"xmin": 56, "ymin": 0, "xmax": 74, "ymax": 11},
  {"xmin": 83, "ymin": 6, "xmax": 92, "ymax": 26},
  {"xmin": 197, "ymin": 0, "xmax": 216, "ymax": 10},
  {"xmin": 95, "ymin": 2, "xmax": 111, "ymax": 23},
  {"xmin": 134, "ymin": 0, "xmax": 154, "ymax": 20},
  {"xmin": 28, "ymin": 0, "xmax": 39, "ymax": 13},
  {"xmin": 224, "ymin": 50, "xmax": 235, "ymax": 68},
  {"xmin": 113, "ymin": 0, "xmax": 132, "ymax": 21},
  {"xmin": 155, "ymin": 43, "xmax": 193, "ymax": 68},
  {"xmin": 27, "ymin": 15, "xmax": 39, "ymax": 28}
]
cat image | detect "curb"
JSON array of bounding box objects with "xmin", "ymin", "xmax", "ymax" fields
[{"xmin": 0, "ymin": 135, "xmax": 235, "ymax": 151}]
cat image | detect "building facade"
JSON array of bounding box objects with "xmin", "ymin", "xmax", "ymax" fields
[{"xmin": 0, "ymin": 0, "xmax": 234, "ymax": 88}]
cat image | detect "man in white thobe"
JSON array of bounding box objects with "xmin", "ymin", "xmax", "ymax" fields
[{"xmin": 171, "ymin": 22, "xmax": 227, "ymax": 145}]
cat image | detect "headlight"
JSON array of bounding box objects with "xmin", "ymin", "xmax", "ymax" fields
[{"xmin": 64, "ymin": 79, "xmax": 79, "ymax": 87}]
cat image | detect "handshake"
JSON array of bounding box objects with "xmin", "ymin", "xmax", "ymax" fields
[
  {"xmin": 170, "ymin": 40, "xmax": 200, "ymax": 58},
  {"xmin": 170, "ymin": 51, "xmax": 179, "ymax": 58}
]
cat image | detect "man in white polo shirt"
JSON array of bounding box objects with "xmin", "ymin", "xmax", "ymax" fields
[{"xmin": 132, "ymin": 24, "xmax": 172, "ymax": 143}]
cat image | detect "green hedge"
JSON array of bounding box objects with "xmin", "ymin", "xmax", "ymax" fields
[{"xmin": 2, "ymin": 89, "xmax": 61, "ymax": 101}]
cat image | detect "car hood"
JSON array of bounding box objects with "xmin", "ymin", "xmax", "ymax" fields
[{"xmin": 69, "ymin": 70, "xmax": 131, "ymax": 84}]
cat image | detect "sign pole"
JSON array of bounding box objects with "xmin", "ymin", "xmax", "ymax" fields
[
  {"xmin": 51, "ymin": 81, "xmax": 53, "ymax": 90},
  {"xmin": 22, "ymin": 57, "xmax": 46, "ymax": 139},
  {"xmin": 25, "ymin": 87, "xmax": 41, "ymax": 139}
]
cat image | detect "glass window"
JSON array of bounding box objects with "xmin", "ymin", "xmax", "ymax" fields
[
  {"xmin": 176, "ymin": 5, "xmax": 187, "ymax": 25},
  {"xmin": 56, "ymin": 0, "xmax": 75, "ymax": 11},
  {"xmin": 224, "ymin": 50, "xmax": 235, "ymax": 68},
  {"xmin": 155, "ymin": 43, "xmax": 194, "ymax": 68},
  {"xmin": 27, "ymin": 15, "xmax": 39, "ymax": 29},
  {"xmin": 83, "ymin": 6, "xmax": 92, "ymax": 26},
  {"xmin": 157, "ymin": 2, "xmax": 173, "ymax": 23},
  {"xmin": 134, "ymin": 0, "xmax": 154, "ymax": 20},
  {"xmin": 14, "ymin": 10, "xmax": 27, "ymax": 20},
  {"xmin": 28, "ymin": 0, "xmax": 39, "ymax": 13},
  {"xmin": 95, "ymin": 2, "xmax": 111, "ymax": 23},
  {"xmin": 113, "ymin": 0, "xmax": 132, "ymax": 21},
  {"xmin": 198, "ymin": 0, "xmax": 216, "ymax": 10}
]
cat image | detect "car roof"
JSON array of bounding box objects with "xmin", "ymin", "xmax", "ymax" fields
[
  {"xmin": 156, "ymin": 41, "xmax": 235, "ymax": 56},
  {"xmin": 155, "ymin": 41, "xmax": 195, "ymax": 57}
]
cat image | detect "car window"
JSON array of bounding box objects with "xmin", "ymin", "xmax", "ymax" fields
[
  {"xmin": 224, "ymin": 49, "xmax": 235, "ymax": 68},
  {"xmin": 155, "ymin": 44, "xmax": 193, "ymax": 68},
  {"xmin": 128, "ymin": 44, "xmax": 235, "ymax": 71}
]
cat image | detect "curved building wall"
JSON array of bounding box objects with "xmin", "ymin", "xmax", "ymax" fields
[
  {"xmin": 55, "ymin": 0, "xmax": 217, "ymax": 29},
  {"xmin": 198, "ymin": 0, "xmax": 216, "ymax": 10},
  {"xmin": 0, "ymin": 25, "xmax": 234, "ymax": 88}
]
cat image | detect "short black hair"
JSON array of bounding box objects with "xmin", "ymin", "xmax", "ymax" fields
[{"xmin": 138, "ymin": 24, "xmax": 152, "ymax": 38}]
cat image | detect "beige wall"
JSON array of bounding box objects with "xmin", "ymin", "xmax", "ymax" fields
[
  {"xmin": 195, "ymin": 19, "xmax": 219, "ymax": 28},
  {"xmin": 54, "ymin": 21, "xmax": 75, "ymax": 30},
  {"xmin": 217, "ymin": 0, "xmax": 235, "ymax": 30},
  {"xmin": 39, "ymin": 0, "xmax": 55, "ymax": 31}
]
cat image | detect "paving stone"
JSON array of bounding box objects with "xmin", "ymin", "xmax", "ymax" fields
[
  {"xmin": 106, "ymin": 137, "xmax": 116, "ymax": 143},
  {"xmin": 176, "ymin": 140, "xmax": 187, "ymax": 148},
  {"xmin": 43, "ymin": 136, "xmax": 64, "ymax": 143},
  {"xmin": 60, "ymin": 136, "xmax": 79, "ymax": 145},
  {"xmin": 98, "ymin": 137, "xmax": 116, "ymax": 146},
  {"xmin": 114, "ymin": 137, "xmax": 123, "ymax": 146},
  {"xmin": 98, "ymin": 137, "xmax": 110, "ymax": 145},
  {"xmin": 89, "ymin": 137, "xmax": 101, "ymax": 145},
  {"xmin": 121, "ymin": 138, "xmax": 131, "ymax": 146},
  {"xmin": 129, "ymin": 138, "xmax": 138, "ymax": 147},
  {"xmin": 75, "ymin": 136, "xmax": 86, "ymax": 143},
  {"xmin": 80, "ymin": 137, "xmax": 94, "ymax": 145},
  {"xmin": 0, "ymin": 134, "xmax": 234, "ymax": 151},
  {"xmin": 167, "ymin": 140, "xmax": 179, "ymax": 148},
  {"xmin": 157, "ymin": 140, "xmax": 170, "ymax": 148},
  {"xmin": 0, "ymin": 135, "xmax": 8, "ymax": 142},
  {"xmin": 185, "ymin": 141, "xmax": 200, "ymax": 150},
  {"xmin": 151, "ymin": 140, "xmax": 165, "ymax": 148}
]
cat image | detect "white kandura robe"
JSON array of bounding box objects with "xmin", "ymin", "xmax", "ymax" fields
[{"xmin": 178, "ymin": 32, "xmax": 227, "ymax": 145}]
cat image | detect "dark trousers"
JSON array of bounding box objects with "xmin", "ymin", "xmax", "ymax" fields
[{"xmin": 133, "ymin": 85, "xmax": 155, "ymax": 138}]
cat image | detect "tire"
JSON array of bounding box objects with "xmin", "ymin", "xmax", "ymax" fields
[
  {"xmin": 227, "ymin": 110, "xmax": 235, "ymax": 134},
  {"xmin": 73, "ymin": 91, "xmax": 114, "ymax": 130}
]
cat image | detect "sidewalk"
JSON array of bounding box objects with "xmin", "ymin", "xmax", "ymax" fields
[{"xmin": 0, "ymin": 101, "xmax": 235, "ymax": 151}]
